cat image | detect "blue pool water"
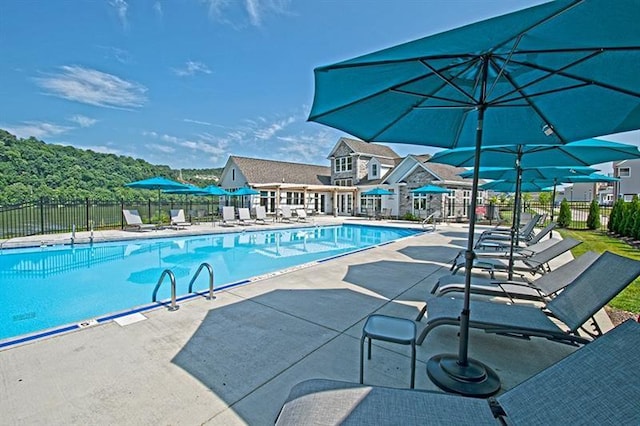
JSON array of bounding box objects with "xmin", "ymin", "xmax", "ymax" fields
[{"xmin": 0, "ymin": 224, "xmax": 419, "ymax": 343}]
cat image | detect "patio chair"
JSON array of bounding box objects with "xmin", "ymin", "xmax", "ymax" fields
[
  {"xmin": 280, "ymin": 205, "xmax": 293, "ymax": 222},
  {"xmin": 451, "ymin": 237, "xmax": 582, "ymax": 278},
  {"xmin": 170, "ymin": 209, "xmax": 192, "ymax": 229},
  {"xmin": 275, "ymin": 320, "xmax": 640, "ymax": 425},
  {"xmin": 295, "ymin": 209, "xmax": 308, "ymax": 222},
  {"xmin": 476, "ymin": 213, "xmax": 542, "ymax": 244},
  {"xmin": 221, "ymin": 206, "xmax": 237, "ymax": 226},
  {"xmin": 433, "ymin": 250, "xmax": 600, "ymax": 303},
  {"xmin": 416, "ymin": 251, "xmax": 640, "ymax": 346},
  {"xmin": 255, "ymin": 205, "xmax": 269, "ymax": 224},
  {"xmin": 238, "ymin": 207, "xmax": 252, "ymax": 225},
  {"xmin": 475, "ymin": 222, "xmax": 556, "ymax": 250},
  {"xmin": 450, "ymin": 236, "xmax": 561, "ymax": 270},
  {"xmin": 122, "ymin": 209, "xmax": 157, "ymax": 232}
]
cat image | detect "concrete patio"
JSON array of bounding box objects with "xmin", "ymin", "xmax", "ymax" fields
[{"xmin": 0, "ymin": 218, "xmax": 610, "ymax": 425}]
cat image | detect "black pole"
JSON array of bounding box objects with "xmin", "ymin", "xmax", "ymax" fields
[{"xmin": 507, "ymin": 153, "xmax": 523, "ymax": 281}]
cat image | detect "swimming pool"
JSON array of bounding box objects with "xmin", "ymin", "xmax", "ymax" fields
[{"xmin": 1, "ymin": 224, "xmax": 419, "ymax": 344}]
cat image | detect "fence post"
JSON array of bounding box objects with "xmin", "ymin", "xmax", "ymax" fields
[
  {"xmin": 148, "ymin": 199, "xmax": 152, "ymax": 222},
  {"xmin": 85, "ymin": 197, "xmax": 90, "ymax": 231},
  {"xmin": 121, "ymin": 199, "xmax": 125, "ymax": 229},
  {"xmin": 40, "ymin": 197, "xmax": 45, "ymax": 234}
]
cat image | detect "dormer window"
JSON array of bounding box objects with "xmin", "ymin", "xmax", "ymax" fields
[
  {"xmin": 335, "ymin": 156, "xmax": 352, "ymax": 172},
  {"xmin": 371, "ymin": 163, "xmax": 378, "ymax": 178}
]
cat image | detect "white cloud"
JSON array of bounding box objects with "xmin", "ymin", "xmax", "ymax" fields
[
  {"xmin": 202, "ymin": 0, "xmax": 292, "ymax": 28},
  {"xmin": 68, "ymin": 115, "xmax": 98, "ymax": 127},
  {"xmin": 35, "ymin": 65, "xmax": 147, "ymax": 108},
  {"xmin": 153, "ymin": 1, "xmax": 163, "ymax": 17},
  {"xmin": 109, "ymin": 0, "xmax": 129, "ymax": 28},
  {"xmin": 145, "ymin": 143, "xmax": 176, "ymax": 154},
  {"xmin": 172, "ymin": 61, "xmax": 212, "ymax": 77},
  {"xmin": 2, "ymin": 121, "xmax": 71, "ymax": 139},
  {"xmin": 184, "ymin": 118, "xmax": 212, "ymax": 126},
  {"xmin": 97, "ymin": 45, "xmax": 132, "ymax": 64}
]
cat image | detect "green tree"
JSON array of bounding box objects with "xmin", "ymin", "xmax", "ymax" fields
[
  {"xmin": 623, "ymin": 195, "xmax": 639, "ymax": 237},
  {"xmin": 537, "ymin": 192, "xmax": 551, "ymax": 205},
  {"xmin": 609, "ymin": 198, "xmax": 624, "ymax": 234},
  {"xmin": 586, "ymin": 199, "xmax": 601, "ymax": 230},
  {"xmin": 557, "ymin": 198, "xmax": 572, "ymax": 228}
]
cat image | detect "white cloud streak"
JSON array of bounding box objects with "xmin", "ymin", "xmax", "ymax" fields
[
  {"xmin": 1, "ymin": 121, "xmax": 72, "ymax": 139},
  {"xmin": 35, "ymin": 65, "xmax": 147, "ymax": 108},
  {"xmin": 68, "ymin": 115, "xmax": 98, "ymax": 127},
  {"xmin": 184, "ymin": 118, "xmax": 212, "ymax": 126},
  {"xmin": 202, "ymin": 0, "xmax": 292, "ymax": 28},
  {"xmin": 172, "ymin": 61, "xmax": 212, "ymax": 77},
  {"xmin": 109, "ymin": 0, "xmax": 129, "ymax": 28}
]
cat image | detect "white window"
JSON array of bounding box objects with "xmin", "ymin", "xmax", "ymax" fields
[
  {"xmin": 371, "ymin": 163, "xmax": 378, "ymax": 178},
  {"xmin": 618, "ymin": 167, "xmax": 630, "ymax": 178},
  {"xmin": 335, "ymin": 157, "xmax": 353, "ymax": 172},
  {"xmin": 335, "ymin": 179, "xmax": 353, "ymax": 186},
  {"xmin": 285, "ymin": 191, "xmax": 304, "ymax": 204}
]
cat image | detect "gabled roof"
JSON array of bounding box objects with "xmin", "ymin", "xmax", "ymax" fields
[
  {"xmin": 381, "ymin": 154, "xmax": 472, "ymax": 185},
  {"xmin": 327, "ymin": 137, "xmax": 400, "ymax": 160},
  {"xmin": 228, "ymin": 156, "xmax": 331, "ymax": 186},
  {"xmin": 423, "ymin": 160, "xmax": 470, "ymax": 184}
]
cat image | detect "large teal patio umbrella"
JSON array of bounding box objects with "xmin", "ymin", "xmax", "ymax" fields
[
  {"xmin": 361, "ymin": 187, "xmax": 394, "ymax": 196},
  {"xmin": 308, "ymin": 0, "xmax": 640, "ymax": 396},
  {"xmin": 125, "ymin": 177, "xmax": 189, "ymax": 223}
]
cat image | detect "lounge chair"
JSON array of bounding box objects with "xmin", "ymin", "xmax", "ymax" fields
[
  {"xmin": 295, "ymin": 209, "xmax": 308, "ymax": 222},
  {"xmin": 221, "ymin": 206, "xmax": 237, "ymax": 226},
  {"xmin": 122, "ymin": 209, "xmax": 157, "ymax": 232},
  {"xmin": 238, "ymin": 207, "xmax": 252, "ymax": 225},
  {"xmin": 280, "ymin": 205, "xmax": 293, "ymax": 222},
  {"xmin": 255, "ymin": 205, "xmax": 269, "ymax": 224},
  {"xmin": 275, "ymin": 320, "xmax": 640, "ymax": 425},
  {"xmin": 416, "ymin": 251, "xmax": 640, "ymax": 346},
  {"xmin": 450, "ymin": 236, "xmax": 561, "ymax": 270},
  {"xmin": 475, "ymin": 221, "xmax": 556, "ymax": 250},
  {"xmin": 170, "ymin": 209, "xmax": 191, "ymax": 229},
  {"xmin": 476, "ymin": 213, "xmax": 542, "ymax": 244},
  {"xmin": 433, "ymin": 250, "xmax": 600, "ymax": 303},
  {"xmin": 451, "ymin": 237, "xmax": 582, "ymax": 278},
  {"xmin": 422, "ymin": 210, "xmax": 441, "ymax": 231}
]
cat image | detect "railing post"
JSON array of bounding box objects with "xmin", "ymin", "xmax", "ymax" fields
[
  {"xmin": 148, "ymin": 199, "xmax": 152, "ymax": 222},
  {"xmin": 40, "ymin": 197, "xmax": 45, "ymax": 234},
  {"xmin": 85, "ymin": 197, "xmax": 90, "ymax": 231},
  {"xmin": 121, "ymin": 199, "xmax": 125, "ymax": 229}
]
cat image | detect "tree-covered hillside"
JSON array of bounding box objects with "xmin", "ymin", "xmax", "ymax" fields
[{"xmin": 0, "ymin": 130, "xmax": 223, "ymax": 204}]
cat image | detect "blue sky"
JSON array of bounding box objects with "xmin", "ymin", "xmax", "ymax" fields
[{"xmin": 1, "ymin": 0, "xmax": 638, "ymax": 171}]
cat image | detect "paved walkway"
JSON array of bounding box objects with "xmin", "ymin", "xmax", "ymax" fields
[{"xmin": 0, "ymin": 219, "xmax": 610, "ymax": 425}]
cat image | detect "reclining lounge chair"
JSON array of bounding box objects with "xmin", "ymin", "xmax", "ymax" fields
[
  {"xmin": 221, "ymin": 206, "xmax": 237, "ymax": 226},
  {"xmin": 451, "ymin": 237, "xmax": 581, "ymax": 278},
  {"xmin": 275, "ymin": 320, "xmax": 640, "ymax": 425},
  {"xmin": 254, "ymin": 205, "xmax": 269, "ymax": 224},
  {"xmin": 476, "ymin": 221, "xmax": 556, "ymax": 250},
  {"xmin": 476, "ymin": 213, "xmax": 542, "ymax": 243},
  {"xmin": 238, "ymin": 207, "xmax": 252, "ymax": 225},
  {"xmin": 170, "ymin": 209, "xmax": 192, "ymax": 229},
  {"xmin": 123, "ymin": 209, "xmax": 157, "ymax": 232},
  {"xmin": 433, "ymin": 250, "xmax": 600, "ymax": 303},
  {"xmin": 417, "ymin": 251, "xmax": 640, "ymax": 346}
]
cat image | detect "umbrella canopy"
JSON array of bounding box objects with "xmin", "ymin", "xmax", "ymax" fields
[
  {"xmin": 482, "ymin": 180, "xmax": 553, "ymax": 192},
  {"xmin": 125, "ymin": 176, "xmax": 188, "ymax": 191},
  {"xmin": 361, "ymin": 187, "xmax": 394, "ymax": 196},
  {"xmin": 231, "ymin": 187, "xmax": 260, "ymax": 196},
  {"xmin": 201, "ymin": 185, "xmax": 232, "ymax": 196},
  {"xmin": 459, "ymin": 166, "xmax": 597, "ymax": 181},
  {"xmin": 432, "ymin": 140, "xmax": 640, "ymax": 169},
  {"xmin": 308, "ymin": 0, "xmax": 640, "ymax": 397},
  {"xmin": 162, "ymin": 184, "xmax": 208, "ymax": 195},
  {"xmin": 411, "ymin": 185, "xmax": 451, "ymax": 194}
]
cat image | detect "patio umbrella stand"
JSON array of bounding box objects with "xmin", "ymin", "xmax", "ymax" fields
[{"xmin": 308, "ymin": 0, "xmax": 640, "ymax": 396}]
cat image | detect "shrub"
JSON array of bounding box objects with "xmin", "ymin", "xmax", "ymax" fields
[
  {"xmin": 586, "ymin": 199, "xmax": 600, "ymax": 230},
  {"xmin": 608, "ymin": 199, "xmax": 622, "ymax": 232},
  {"xmin": 623, "ymin": 195, "xmax": 639, "ymax": 237},
  {"xmin": 557, "ymin": 198, "xmax": 572, "ymax": 228}
]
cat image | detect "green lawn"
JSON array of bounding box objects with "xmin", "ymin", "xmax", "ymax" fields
[{"xmin": 557, "ymin": 229, "xmax": 640, "ymax": 313}]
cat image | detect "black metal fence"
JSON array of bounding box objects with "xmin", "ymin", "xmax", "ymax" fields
[
  {"xmin": 0, "ymin": 198, "xmax": 611, "ymax": 240},
  {"xmin": 0, "ymin": 198, "xmax": 221, "ymax": 239}
]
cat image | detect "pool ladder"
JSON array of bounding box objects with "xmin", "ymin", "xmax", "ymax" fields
[{"xmin": 152, "ymin": 263, "xmax": 215, "ymax": 311}]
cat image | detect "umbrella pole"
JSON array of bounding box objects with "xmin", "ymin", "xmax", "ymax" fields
[
  {"xmin": 507, "ymin": 158, "xmax": 523, "ymax": 281},
  {"xmin": 426, "ymin": 98, "xmax": 500, "ymax": 397},
  {"xmin": 550, "ymin": 179, "xmax": 558, "ymax": 238}
]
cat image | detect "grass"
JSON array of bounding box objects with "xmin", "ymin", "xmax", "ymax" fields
[{"xmin": 557, "ymin": 229, "xmax": 640, "ymax": 313}]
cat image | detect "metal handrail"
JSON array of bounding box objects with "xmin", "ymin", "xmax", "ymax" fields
[
  {"xmin": 188, "ymin": 263, "xmax": 215, "ymax": 300},
  {"xmin": 152, "ymin": 269, "xmax": 179, "ymax": 311}
]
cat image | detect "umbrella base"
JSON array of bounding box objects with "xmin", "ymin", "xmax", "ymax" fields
[{"xmin": 427, "ymin": 354, "xmax": 500, "ymax": 397}]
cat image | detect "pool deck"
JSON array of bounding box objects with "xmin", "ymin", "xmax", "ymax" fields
[{"xmin": 0, "ymin": 216, "xmax": 612, "ymax": 425}]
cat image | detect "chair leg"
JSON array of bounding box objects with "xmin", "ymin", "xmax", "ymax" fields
[
  {"xmin": 410, "ymin": 341, "xmax": 416, "ymax": 389},
  {"xmin": 367, "ymin": 336, "xmax": 372, "ymax": 359},
  {"xmin": 359, "ymin": 334, "xmax": 365, "ymax": 384}
]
